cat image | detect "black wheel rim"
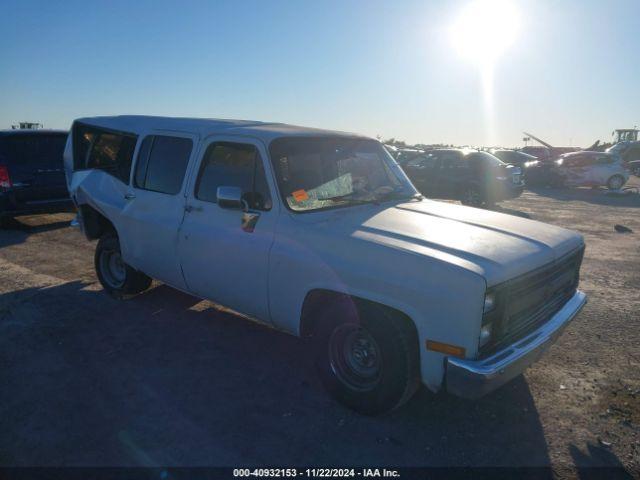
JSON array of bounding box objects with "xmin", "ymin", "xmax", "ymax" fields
[
  {"xmin": 609, "ymin": 176, "xmax": 623, "ymax": 190},
  {"xmin": 464, "ymin": 189, "xmax": 482, "ymax": 206},
  {"xmin": 99, "ymin": 247, "xmax": 126, "ymax": 289},
  {"xmin": 328, "ymin": 324, "xmax": 382, "ymax": 391}
]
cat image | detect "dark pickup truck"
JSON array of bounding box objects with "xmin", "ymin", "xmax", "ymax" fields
[
  {"xmin": 0, "ymin": 129, "xmax": 72, "ymax": 226},
  {"xmin": 398, "ymin": 148, "xmax": 524, "ymax": 207}
]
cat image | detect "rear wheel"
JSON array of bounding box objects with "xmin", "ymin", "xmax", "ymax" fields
[
  {"xmin": 607, "ymin": 175, "xmax": 625, "ymax": 190},
  {"xmin": 95, "ymin": 232, "xmax": 152, "ymax": 298},
  {"xmin": 460, "ymin": 187, "xmax": 484, "ymax": 207},
  {"xmin": 313, "ymin": 301, "xmax": 420, "ymax": 415}
]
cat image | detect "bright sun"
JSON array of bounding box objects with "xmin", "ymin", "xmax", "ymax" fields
[{"xmin": 450, "ymin": 0, "xmax": 521, "ymax": 67}]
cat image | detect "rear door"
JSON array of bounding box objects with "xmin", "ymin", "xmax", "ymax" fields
[
  {"xmin": 433, "ymin": 151, "xmax": 467, "ymax": 198},
  {"xmin": 589, "ymin": 155, "xmax": 620, "ymax": 185},
  {"xmin": 119, "ymin": 132, "xmax": 198, "ymax": 290}
]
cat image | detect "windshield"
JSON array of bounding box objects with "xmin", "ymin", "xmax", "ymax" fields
[{"xmin": 269, "ymin": 136, "xmax": 417, "ymax": 212}]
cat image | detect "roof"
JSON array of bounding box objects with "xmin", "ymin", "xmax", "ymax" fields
[
  {"xmin": 561, "ymin": 150, "xmax": 612, "ymax": 158},
  {"xmin": 74, "ymin": 115, "xmax": 367, "ymax": 143},
  {"xmin": 0, "ymin": 129, "xmax": 68, "ymax": 137}
]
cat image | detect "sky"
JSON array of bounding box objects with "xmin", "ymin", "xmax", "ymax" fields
[{"xmin": 1, "ymin": 0, "xmax": 638, "ymax": 147}]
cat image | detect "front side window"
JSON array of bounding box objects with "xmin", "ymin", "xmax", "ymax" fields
[
  {"xmin": 269, "ymin": 137, "xmax": 416, "ymax": 212},
  {"xmin": 195, "ymin": 142, "xmax": 271, "ymax": 211},
  {"xmin": 134, "ymin": 135, "xmax": 193, "ymax": 195}
]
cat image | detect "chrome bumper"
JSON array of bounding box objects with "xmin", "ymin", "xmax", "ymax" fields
[{"xmin": 446, "ymin": 290, "xmax": 587, "ymax": 399}]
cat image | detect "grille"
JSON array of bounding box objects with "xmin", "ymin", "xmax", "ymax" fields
[{"xmin": 480, "ymin": 247, "xmax": 584, "ymax": 357}]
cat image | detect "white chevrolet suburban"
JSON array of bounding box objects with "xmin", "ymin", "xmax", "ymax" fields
[{"xmin": 64, "ymin": 116, "xmax": 587, "ymax": 414}]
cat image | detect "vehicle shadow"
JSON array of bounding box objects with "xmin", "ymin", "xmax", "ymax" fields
[
  {"xmin": 489, "ymin": 204, "xmax": 532, "ymax": 218},
  {"xmin": 527, "ymin": 186, "xmax": 640, "ymax": 208},
  {"xmin": 0, "ymin": 214, "xmax": 73, "ymax": 249},
  {"xmin": 1, "ymin": 281, "xmax": 550, "ymax": 467},
  {"xmin": 569, "ymin": 443, "xmax": 634, "ymax": 479}
]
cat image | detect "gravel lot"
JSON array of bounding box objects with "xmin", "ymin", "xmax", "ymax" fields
[{"xmin": 1, "ymin": 181, "xmax": 639, "ymax": 474}]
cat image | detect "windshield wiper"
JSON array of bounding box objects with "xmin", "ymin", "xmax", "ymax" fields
[
  {"xmin": 372, "ymin": 189, "xmax": 423, "ymax": 202},
  {"xmin": 319, "ymin": 193, "xmax": 379, "ymax": 205}
]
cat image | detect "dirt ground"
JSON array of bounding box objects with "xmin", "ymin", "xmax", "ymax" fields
[{"xmin": 1, "ymin": 180, "xmax": 639, "ymax": 475}]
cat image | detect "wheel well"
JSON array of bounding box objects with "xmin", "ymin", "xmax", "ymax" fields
[
  {"xmin": 79, "ymin": 204, "xmax": 115, "ymax": 240},
  {"xmin": 299, "ymin": 289, "xmax": 419, "ymax": 347}
]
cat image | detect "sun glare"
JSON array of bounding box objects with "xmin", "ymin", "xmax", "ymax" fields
[{"xmin": 450, "ymin": 0, "xmax": 521, "ymax": 67}]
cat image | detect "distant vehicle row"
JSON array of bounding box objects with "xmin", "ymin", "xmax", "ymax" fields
[
  {"xmin": 389, "ymin": 146, "xmax": 632, "ymax": 208},
  {"xmin": 0, "ymin": 129, "xmax": 636, "ymax": 227}
]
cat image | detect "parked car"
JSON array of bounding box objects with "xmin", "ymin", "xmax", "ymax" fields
[
  {"xmin": 65, "ymin": 116, "xmax": 587, "ymax": 415},
  {"xmin": 627, "ymin": 159, "xmax": 640, "ymax": 176},
  {"xmin": 606, "ymin": 141, "xmax": 640, "ymax": 173},
  {"xmin": 0, "ymin": 129, "xmax": 72, "ymax": 226},
  {"xmin": 490, "ymin": 149, "xmax": 565, "ymax": 187},
  {"xmin": 398, "ymin": 148, "xmax": 524, "ymax": 207},
  {"xmin": 521, "ymin": 145, "xmax": 552, "ymax": 161},
  {"xmin": 556, "ymin": 151, "xmax": 629, "ymax": 190}
]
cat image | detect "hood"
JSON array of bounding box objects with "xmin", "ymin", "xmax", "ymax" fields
[{"xmin": 317, "ymin": 200, "xmax": 583, "ymax": 286}]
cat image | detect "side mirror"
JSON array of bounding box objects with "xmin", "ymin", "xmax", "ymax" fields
[{"xmin": 217, "ymin": 186, "xmax": 245, "ymax": 210}]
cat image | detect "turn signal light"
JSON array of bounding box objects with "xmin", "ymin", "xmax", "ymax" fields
[{"xmin": 426, "ymin": 340, "xmax": 466, "ymax": 358}]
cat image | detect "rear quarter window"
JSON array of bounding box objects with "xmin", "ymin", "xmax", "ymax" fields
[{"xmin": 73, "ymin": 122, "xmax": 138, "ymax": 184}]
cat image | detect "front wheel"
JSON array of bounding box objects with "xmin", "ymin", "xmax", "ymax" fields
[
  {"xmin": 313, "ymin": 303, "xmax": 420, "ymax": 415},
  {"xmin": 607, "ymin": 175, "xmax": 625, "ymax": 190},
  {"xmin": 95, "ymin": 232, "xmax": 152, "ymax": 298}
]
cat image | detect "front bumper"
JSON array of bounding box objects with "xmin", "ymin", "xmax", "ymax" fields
[{"xmin": 446, "ymin": 290, "xmax": 587, "ymax": 399}]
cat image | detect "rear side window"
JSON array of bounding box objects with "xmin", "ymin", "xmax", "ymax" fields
[
  {"xmin": 73, "ymin": 122, "xmax": 137, "ymax": 184},
  {"xmin": 406, "ymin": 154, "xmax": 436, "ymax": 169},
  {"xmin": 195, "ymin": 142, "xmax": 272, "ymax": 210},
  {"xmin": 595, "ymin": 156, "xmax": 613, "ymax": 165},
  {"xmin": 134, "ymin": 135, "xmax": 193, "ymax": 195},
  {"xmin": 0, "ymin": 134, "xmax": 67, "ymax": 166}
]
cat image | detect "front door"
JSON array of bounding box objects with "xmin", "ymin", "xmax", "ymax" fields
[{"xmin": 177, "ymin": 136, "xmax": 277, "ymax": 323}]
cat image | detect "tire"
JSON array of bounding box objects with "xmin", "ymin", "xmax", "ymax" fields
[
  {"xmin": 0, "ymin": 216, "xmax": 13, "ymax": 228},
  {"xmin": 460, "ymin": 187, "xmax": 484, "ymax": 207},
  {"xmin": 95, "ymin": 232, "xmax": 152, "ymax": 298},
  {"xmin": 313, "ymin": 301, "xmax": 420, "ymax": 415},
  {"xmin": 607, "ymin": 175, "xmax": 625, "ymax": 191}
]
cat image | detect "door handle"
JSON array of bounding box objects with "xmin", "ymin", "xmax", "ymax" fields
[
  {"xmin": 184, "ymin": 204, "xmax": 202, "ymax": 213},
  {"xmin": 124, "ymin": 193, "xmax": 136, "ymax": 200}
]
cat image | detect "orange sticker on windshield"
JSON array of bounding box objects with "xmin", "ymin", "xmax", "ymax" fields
[{"xmin": 292, "ymin": 189, "xmax": 309, "ymax": 202}]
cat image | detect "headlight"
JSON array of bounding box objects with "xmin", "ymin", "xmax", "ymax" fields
[
  {"xmin": 479, "ymin": 323, "xmax": 493, "ymax": 347},
  {"xmin": 483, "ymin": 292, "xmax": 496, "ymax": 313}
]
